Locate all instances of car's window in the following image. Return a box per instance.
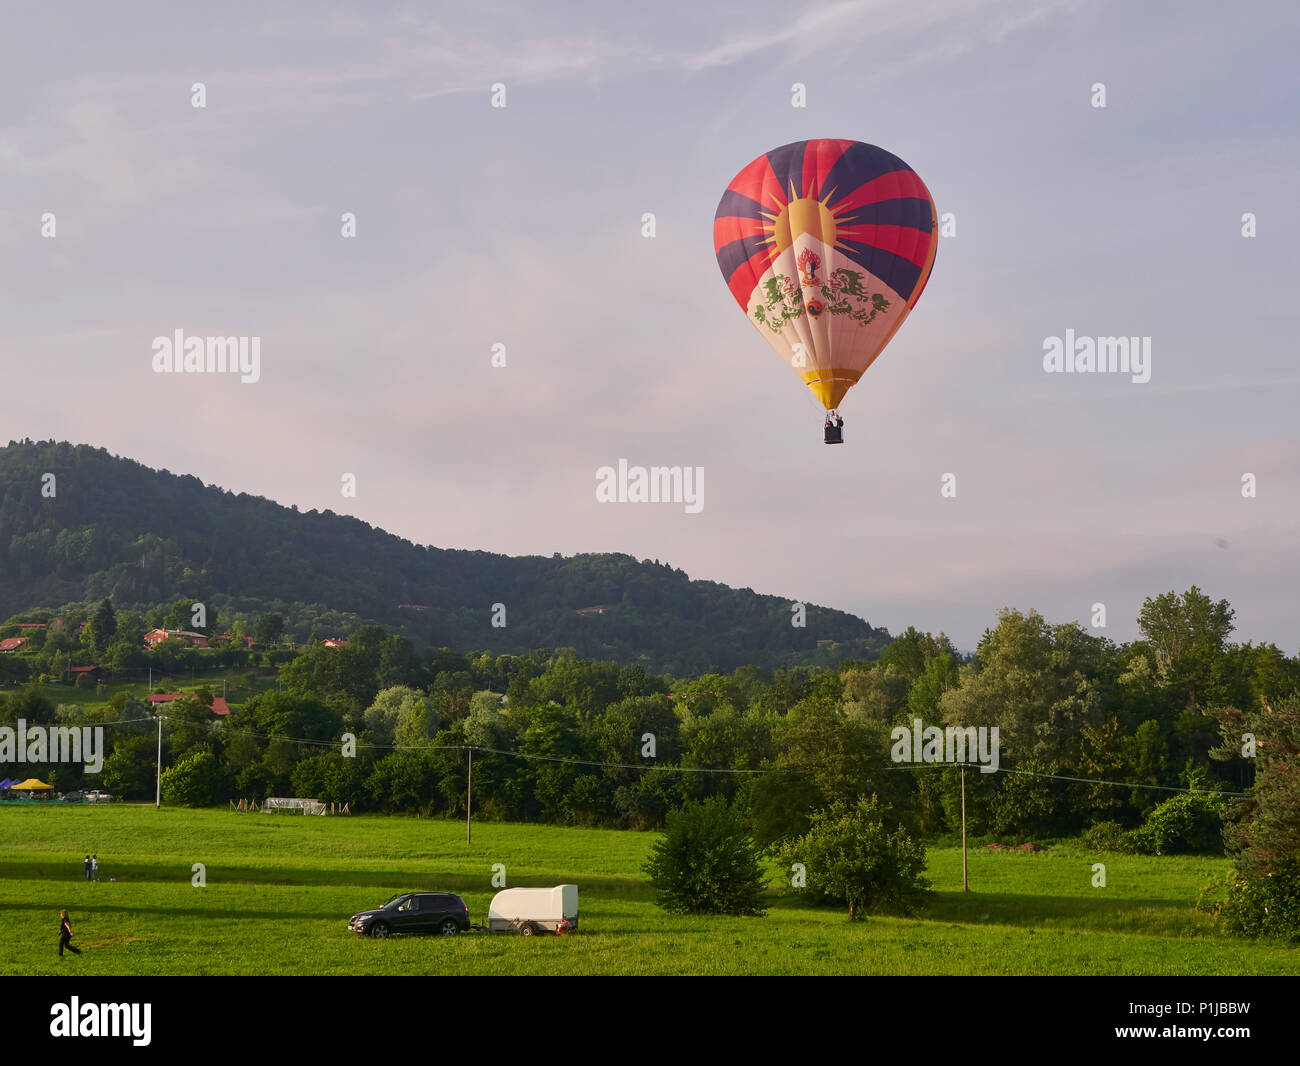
[415,897,431,911]
[395,897,414,911]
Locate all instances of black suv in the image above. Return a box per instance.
[349,893,470,938]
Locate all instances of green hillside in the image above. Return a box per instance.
[0,440,889,674]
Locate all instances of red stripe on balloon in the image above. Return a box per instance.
[801,139,854,199]
[827,169,932,212]
[726,248,777,309]
[713,214,771,254]
[835,224,933,268]
[727,153,789,213]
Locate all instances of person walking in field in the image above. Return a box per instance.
[83,855,91,880]
[59,909,81,957]
[91,854,99,881]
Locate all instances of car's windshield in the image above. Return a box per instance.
[384,895,407,908]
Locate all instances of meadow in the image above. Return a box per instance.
[2,806,1296,976]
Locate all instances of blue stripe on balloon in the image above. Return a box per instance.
[765,141,808,198]
[819,142,910,203]
[715,234,773,281]
[836,239,924,302]
[834,198,934,229]
[714,188,771,223]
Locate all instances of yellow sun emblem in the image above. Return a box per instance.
[763,191,842,256]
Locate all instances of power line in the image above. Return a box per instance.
[889,760,1248,797]
[71,718,1253,793]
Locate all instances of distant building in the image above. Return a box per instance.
[144,629,209,649]
[148,692,227,717]
[16,623,46,630]
[322,638,348,648]
[216,632,255,647]
[69,665,105,682]
[0,637,28,652]
[398,604,430,611]
[576,607,606,616]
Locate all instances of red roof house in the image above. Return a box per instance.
[144,629,209,648]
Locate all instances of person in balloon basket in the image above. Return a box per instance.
[824,412,844,444]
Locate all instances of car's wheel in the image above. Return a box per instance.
[439,919,459,936]
[370,922,390,939]
[520,923,536,937]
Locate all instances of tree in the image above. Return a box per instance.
[253,613,284,647]
[1137,587,1236,712]
[365,749,440,813]
[164,598,200,633]
[1129,790,1226,856]
[291,752,368,806]
[777,795,930,918]
[101,735,156,800]
[1125,719,1170,814]
[88,598,116,657]
[364,686,436,747]
[747,696,905,846]
[160,751,228,807]
[876,627,958,686]
[1212,696,1300,940]
[938,609,1106,781]
[1213,696,1300,878]
[643,797,768,916]
[841,666,908,722]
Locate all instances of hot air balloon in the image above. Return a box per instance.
[714,139,938,443]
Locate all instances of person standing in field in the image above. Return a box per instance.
[91,854,99,881]
[83,855,91,880]
[59,909,81,957]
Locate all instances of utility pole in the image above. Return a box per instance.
[961,764,968,892]
[155,713,163,809]
[466,748,473,844]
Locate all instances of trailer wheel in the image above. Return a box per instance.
[519,923,536,937]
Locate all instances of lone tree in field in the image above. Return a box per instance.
[778,795,930,919]
[643,797,768,916]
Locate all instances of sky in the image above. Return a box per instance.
[2,0,1297,652]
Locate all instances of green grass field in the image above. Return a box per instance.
[2,806,1296,975]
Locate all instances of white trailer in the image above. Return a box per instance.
[487,885,578,935]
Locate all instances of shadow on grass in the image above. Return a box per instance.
[0,859,650,897]
[925,889,1198,928]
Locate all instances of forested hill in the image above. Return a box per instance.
[0,441,890,674]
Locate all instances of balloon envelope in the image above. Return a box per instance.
[714,139,937,410]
